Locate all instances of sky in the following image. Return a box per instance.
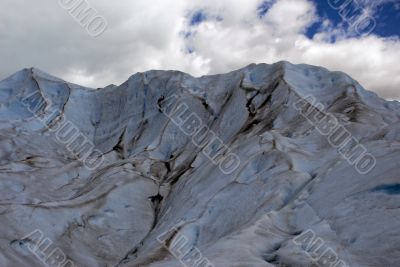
[0,0,399,99]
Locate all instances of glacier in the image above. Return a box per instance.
[0,61,399,267]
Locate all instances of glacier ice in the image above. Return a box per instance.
[0,62,399,266]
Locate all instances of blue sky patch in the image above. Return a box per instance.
[310,0,400,38]
[305,20,323,39]
[190,10,207,26]
[186,47,195,54]
[257,1,275,18]
[373,2,400,37]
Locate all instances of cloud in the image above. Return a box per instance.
[357,0,399,14]
[0,0,398,99]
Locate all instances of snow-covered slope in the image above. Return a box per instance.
[0,62,399,267]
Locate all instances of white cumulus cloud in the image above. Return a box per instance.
[0,0,399,99]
